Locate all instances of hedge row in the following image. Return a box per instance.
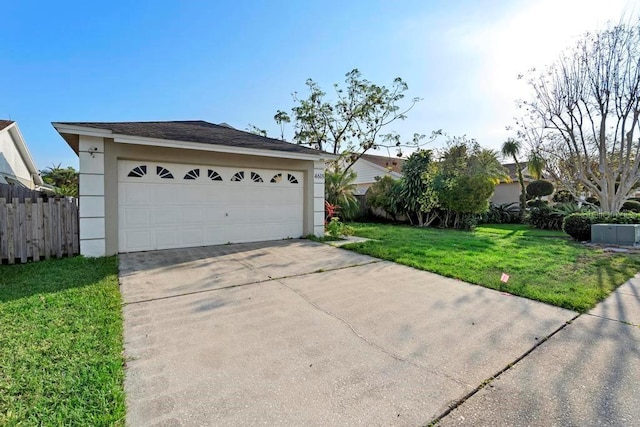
[563,212,640,241]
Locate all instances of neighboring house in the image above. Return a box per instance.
[491,162,532,207]
[52,120,334,257]
[351,153,405,195]
[0,120,44,189]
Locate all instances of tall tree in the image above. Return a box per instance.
[520,18,640,213]
[400,150,433,226]
[278,69,440,172]
[433,138,508,228]
[501,138,526,216]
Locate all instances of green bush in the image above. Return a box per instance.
[553,190,574,203]
[526,199,548,208]
[527,180,554,198]
[622,200,640,213]
[326,217,354,238]
[563,212,640,241]
[479,202,521,224]
[585,196,600,206]
[528,206,564,230]
[563,214,595,241]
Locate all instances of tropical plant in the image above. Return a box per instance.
[501,138,525,216]
[431,138,508,228]
[400,150,433,226]
[40,164,78,197]
[527,206,564,230]
[324,169,359,220]
[527,151,545,180]
[481,202,521,224]
[366,175,403,220]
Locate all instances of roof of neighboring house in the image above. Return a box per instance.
[0,120,44,186]
[359,153,406,174]
[502,162,530,181]
[0,120,15,131]
[53,120,328,156]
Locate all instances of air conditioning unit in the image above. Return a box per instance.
[591,224,640,246]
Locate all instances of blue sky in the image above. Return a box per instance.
[1,0,635,170]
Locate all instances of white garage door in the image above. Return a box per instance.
[118,160,304,252]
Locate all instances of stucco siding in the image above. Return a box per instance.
[0,128,34,188]
[492,182,522,206]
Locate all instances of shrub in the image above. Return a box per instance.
[563,212,640,241]
[326,217,354,238]
[552,190,574,203]
[585,196,600,206]
[526,199,548,208]
[621,200,640,213]
[480,202,521,224]
[526,180,554,198]
[563,214,595,241]
[366,175,403,219]
[528,206,564,230]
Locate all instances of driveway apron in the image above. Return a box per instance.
[119,240,575,426]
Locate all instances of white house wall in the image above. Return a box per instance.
[352,159,397,185]
[0,128,34,188]
[492,182,521,206]
[78,135,106,257]
[351,159,400,195]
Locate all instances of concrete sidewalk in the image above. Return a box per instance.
[439,275,640,426]
[119,240,576,426]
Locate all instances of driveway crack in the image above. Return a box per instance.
[275,278,469,388]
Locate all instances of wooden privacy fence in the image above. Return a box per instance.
[0,198,79,264]
[0,182,47,202]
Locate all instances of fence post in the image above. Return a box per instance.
[0,199,6,261]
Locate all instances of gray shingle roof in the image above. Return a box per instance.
[55,120,325,156]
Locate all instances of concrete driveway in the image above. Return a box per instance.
[119,240,576,426]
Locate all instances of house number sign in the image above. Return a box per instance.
[314,172,325,182]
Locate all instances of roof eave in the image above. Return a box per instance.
[52,123,336,162]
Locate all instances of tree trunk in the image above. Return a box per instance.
[513,157,526,219]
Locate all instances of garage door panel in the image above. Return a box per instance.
[156,229,179,249]
[121,207,152,227]
[118,161,305,252]
[122,230,153,252]
[180,228,204,246]
[155,208,180,226]
[181,207,203,224]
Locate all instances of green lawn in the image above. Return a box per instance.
[344,223,640,312]
[0,257,125,426]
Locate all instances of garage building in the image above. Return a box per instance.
[53,121,330,256]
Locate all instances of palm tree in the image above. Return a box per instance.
[501,139,526,216]
[41,164,79,197]
[527,151,545,180]
[325,169,359,220]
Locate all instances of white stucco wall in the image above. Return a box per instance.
[491,182,522,206]
[351,159,399,195]
[0,128,34,188]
